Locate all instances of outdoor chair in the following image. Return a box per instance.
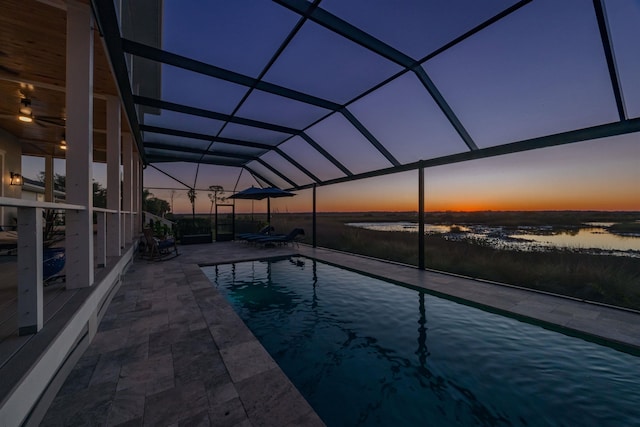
[238,225,274,242]
[142,228,179,261]
[254,228,305,247]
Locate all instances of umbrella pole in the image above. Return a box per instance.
[267,197,271,225]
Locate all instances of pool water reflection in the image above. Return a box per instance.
[203,257,640,427]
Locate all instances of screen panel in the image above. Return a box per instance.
[258,151,316,187]
[306,113,393,175]
[322,0,518,60]
[162,0,300,77]
[603,0,640,118]
[264,21,401,104]
[236,89,330,129]
[245,160,293,189]
[423,0,619,148]
[142,110,225,136]
[159,64,248,115]
[278,136,347,182]
[348,73,469,164]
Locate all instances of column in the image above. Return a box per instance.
[122,134,133,244]
[65,1,94,288]
[106,96,121,257]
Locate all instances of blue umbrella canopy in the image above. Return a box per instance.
[229,187,295,224]
[228,186,295,200]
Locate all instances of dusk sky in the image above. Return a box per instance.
[22,0,640,214]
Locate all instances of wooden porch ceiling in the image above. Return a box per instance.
[0,0,131,162]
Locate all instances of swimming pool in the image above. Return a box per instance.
[202,256,640,426]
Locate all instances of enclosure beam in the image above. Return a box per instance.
[291,117,640,191]
[90,0,145,160]
[274,148,321,183]
[256,159,298,188]
[134,96,299,135]
[593,0,627,121]
[123,39,341,111]
[299,133,353,177]
[312,184,317,248]
[341,109,400,166]
[418,167,425,270]
[275,0,478,151]
[140,124,274,150]
[244,167,277,189]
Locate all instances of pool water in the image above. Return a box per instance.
[202,257,640,427]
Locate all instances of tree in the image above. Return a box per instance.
[37,172,105,207]
[93,181,107,208]
[142,189,171,217]
[37,171,66,192]
[187,188,197,223]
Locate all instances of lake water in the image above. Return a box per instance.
[346,222,640,257]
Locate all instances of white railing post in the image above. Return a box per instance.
[17,207,43,335]
[95,211,107,268]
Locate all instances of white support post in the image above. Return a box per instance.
[18,207,43,335]
[122,134,133,244]
[95,211,106,268]
[133,155,139,236]
[133,152,144,234]
[106,96,121,257]
[65,2,94,288]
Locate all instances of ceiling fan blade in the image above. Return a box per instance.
[0,64,20,76]
[35,116,66,127]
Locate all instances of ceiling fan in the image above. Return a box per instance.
[0,97,66,128]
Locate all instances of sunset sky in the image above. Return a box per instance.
[21,0,640,214]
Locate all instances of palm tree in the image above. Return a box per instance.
[187,188,196,223]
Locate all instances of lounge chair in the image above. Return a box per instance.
[142,228,179,260]
[253,228,305,247]
[238,225,274,241]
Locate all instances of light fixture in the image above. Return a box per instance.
[10,172,22,186]
[18,99,33,123]
[60,134,67,150]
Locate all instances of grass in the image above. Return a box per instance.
[269,212,640,312]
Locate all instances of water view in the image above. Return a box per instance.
[347,221,640,257]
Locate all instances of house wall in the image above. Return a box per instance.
[0,127,22,228]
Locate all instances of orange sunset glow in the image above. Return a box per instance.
[154,134,639,214]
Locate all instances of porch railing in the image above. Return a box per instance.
[0,197,138,335]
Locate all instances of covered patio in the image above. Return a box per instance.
[40,242,640,425]
[1,0,639,425]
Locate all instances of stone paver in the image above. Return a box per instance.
[42,241,640,426]
[42,242,323,427]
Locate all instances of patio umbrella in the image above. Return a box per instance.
[229,186,295,224]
